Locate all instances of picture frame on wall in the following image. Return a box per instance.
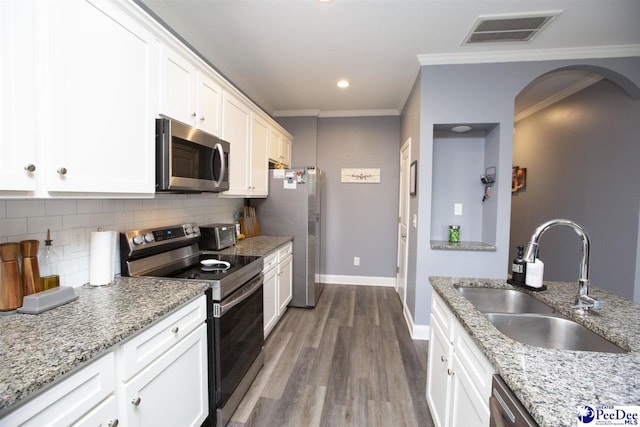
[410,160,417,196]
[512,166,527,193]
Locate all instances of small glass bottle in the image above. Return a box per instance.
[40,229,60,290]
[448,225,460,243]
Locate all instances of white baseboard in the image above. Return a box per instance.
[317,274,395,287]
[403,303,430,341]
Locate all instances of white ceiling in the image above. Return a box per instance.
[138,0,640,117]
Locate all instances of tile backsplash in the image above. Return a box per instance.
[0,195,244,287]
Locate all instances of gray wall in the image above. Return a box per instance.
[401,56,640,325]
[276,115,401,279]
[510,79,640,300]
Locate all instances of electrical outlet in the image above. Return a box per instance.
[68,228,86,253]
[454,203,463,216]
[353,257,360,266]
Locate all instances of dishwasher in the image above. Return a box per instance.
[489,375,539,427]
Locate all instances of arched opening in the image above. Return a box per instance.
[509,66,640,301]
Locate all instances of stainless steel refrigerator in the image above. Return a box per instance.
[253,167,323,308]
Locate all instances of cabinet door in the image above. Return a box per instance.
[278,254,293,314]
[122,324,208,427]
[195,71,222,136]
[0,354,116,427]
[159,44,196,127]
[44,0,156,194]
[263,266,279,337]
[0,0,38,192]
[71,395,118,427]
[449,352,488,427]
[268,128,282,164]
[426,316,451,427]
[221,91,251,195]
[250,114,269,197]
[281,135,292,168]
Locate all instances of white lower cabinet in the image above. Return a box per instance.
[263,242,293,337]
[0,296,208,427]
[120,324,208,427]
[0,354,117,427]
[427,292,495,427]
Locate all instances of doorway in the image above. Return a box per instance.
[397,138,411,306]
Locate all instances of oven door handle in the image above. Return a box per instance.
[214,273,263,318]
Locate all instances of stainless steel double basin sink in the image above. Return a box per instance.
[456,287,626,353]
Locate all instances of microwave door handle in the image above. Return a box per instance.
[213,143,225,188]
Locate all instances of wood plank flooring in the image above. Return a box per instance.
[228,284,434,427]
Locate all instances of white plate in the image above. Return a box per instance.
[200,259,231,269]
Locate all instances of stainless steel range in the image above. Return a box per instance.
[120,223,264,427]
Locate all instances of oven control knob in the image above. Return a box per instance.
[193,226,200,235]
[185,225,193,235]
[144,233,154,243]
[132,235,144,245]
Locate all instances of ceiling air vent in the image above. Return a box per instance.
[463,11,561,44]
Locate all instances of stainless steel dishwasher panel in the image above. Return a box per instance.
[489,375,539,427]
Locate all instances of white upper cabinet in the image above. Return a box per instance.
[221,91,251,196]
[159,44,222,137]
[250,113,270,197]
[0,0,38,192]
[268,128,291,168]
[43,0,157,195]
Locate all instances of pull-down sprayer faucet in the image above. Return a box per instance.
[523,219,602,312]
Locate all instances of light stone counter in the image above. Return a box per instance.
[212,235,293,257]
[430,277,640,427]
[0,277,209,416]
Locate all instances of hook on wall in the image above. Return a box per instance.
[481,166,496,202]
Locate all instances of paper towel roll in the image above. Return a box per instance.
[89,230,117,286]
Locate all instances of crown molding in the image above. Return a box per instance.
[417,44,640,66]
[273,109,400,118]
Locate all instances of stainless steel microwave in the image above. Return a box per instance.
[156,118,230,192]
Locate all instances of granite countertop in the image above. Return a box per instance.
[429,277,640,427]
[213,235,293,257]
[0,277,209,416]
[430,240,497,251]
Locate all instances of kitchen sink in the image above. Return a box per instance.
[457,287,556,314]
[485,313,626,353]
[456,287,626,353]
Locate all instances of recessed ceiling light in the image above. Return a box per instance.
[451,125,472,133]
[337,79,350,89]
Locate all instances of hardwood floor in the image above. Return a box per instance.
[228,284,434,427]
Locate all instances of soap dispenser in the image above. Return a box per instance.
[511,245,527,285]
[525,257,545,289]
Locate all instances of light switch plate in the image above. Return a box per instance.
[454,203,463,216]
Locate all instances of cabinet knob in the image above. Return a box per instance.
[447,368,454,376]
[108,420,119,427]
[191,112,196,117]
[440,355,447,363]
[172,327,179,334]
[199,116,205,121]
[24,164,36,172]
[131,397,141,406]
[57,167,68,175]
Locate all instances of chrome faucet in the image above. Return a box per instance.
[523,219,603,312]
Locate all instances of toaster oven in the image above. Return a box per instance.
[200,224,237,250]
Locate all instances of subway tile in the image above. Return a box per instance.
[0,218,29,238]
[63,214,92,229]
[124,200,143,211]
[77,200,103,214]
[6,200,46,218]
[0,201,6,219]
[27,216,63,234]
[90,213,115,228]
[45,200,77,216]
[102,200,125,212]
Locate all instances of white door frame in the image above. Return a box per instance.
[396,138,411,307]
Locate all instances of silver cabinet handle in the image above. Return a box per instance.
[24,164,36,172]
[57,167,68,175]
[447,368,454,376]
[131,397,141,406]
[108,420,119,427]
[440,355,447,362]
[172,327,179,334]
